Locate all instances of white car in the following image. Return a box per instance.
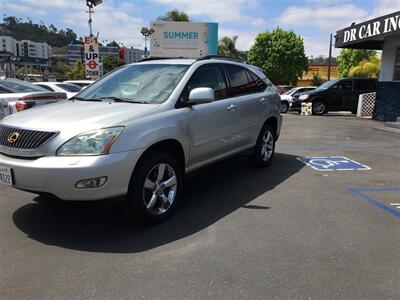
[33,82,82,99]
[63,80,94,88]
[0,79,67,119]
[280,86,317,113]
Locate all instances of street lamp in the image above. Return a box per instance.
[86,0,102,36]
[141,27,155,58]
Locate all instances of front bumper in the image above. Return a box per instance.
[0,150,142,201]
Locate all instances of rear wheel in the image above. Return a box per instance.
[281,101,289,113]
[250,124,275,168]
[312,101,327,115]
[126,151,183,224]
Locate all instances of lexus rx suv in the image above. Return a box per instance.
[0,57,282,224]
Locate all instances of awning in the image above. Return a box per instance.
[335,10,400,50]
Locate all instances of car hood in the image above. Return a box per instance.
[1,100,160,133]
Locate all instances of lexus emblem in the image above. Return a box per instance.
[7,132,20,144]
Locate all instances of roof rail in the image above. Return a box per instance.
[139,56,187,62]
[196,55,247,64]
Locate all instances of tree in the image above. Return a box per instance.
[337,49,377,78]
[67,60,86,80]
[218,36,247,60]
[102,55,126,75]
[310,73,325,86]
[50,60,70,80]
[158,10,190,22]
[349,56,381,78]
[248,28,308,85]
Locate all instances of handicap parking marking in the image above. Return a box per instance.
[349,188,400,219]
[297,156,371,171]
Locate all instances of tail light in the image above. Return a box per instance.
[15,101,36,112]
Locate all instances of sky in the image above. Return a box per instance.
[0,0,400,57]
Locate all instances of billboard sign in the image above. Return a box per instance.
[84,36,100,79]
[150,21,218,58]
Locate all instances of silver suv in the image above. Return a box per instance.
[0,57,282,223]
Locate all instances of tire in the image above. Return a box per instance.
[249,124,275,168]
[281,101,289,113]
[312,101,327,115]
[126,151,183,224]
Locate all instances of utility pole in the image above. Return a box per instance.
[328,33,333,81]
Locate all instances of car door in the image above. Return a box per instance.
[329,79,354,110]
[183,64,239,168]
[224,64,269,147]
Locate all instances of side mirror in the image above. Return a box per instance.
[188,87,215,104]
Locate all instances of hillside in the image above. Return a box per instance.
[0,16,78,47]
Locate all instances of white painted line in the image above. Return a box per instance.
[390,203,400,206]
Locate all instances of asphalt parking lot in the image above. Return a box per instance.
[1,113,399,299]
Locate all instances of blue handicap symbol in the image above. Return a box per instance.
[297,156,370,171]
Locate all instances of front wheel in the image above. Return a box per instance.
[126,151,183,224]
[249,124,275,168]
[312,101,327,115]
[281,101,289,113]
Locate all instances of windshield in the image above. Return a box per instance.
[317,79,340,90]
[284,88,297,95]
[0,80,47,93]
[77,64,189,104]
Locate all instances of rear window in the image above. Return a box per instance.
[226,64,266,96]
[56,83,81,93]
[0,80,47,93]
[36,84,55,92]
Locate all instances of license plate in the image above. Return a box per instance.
[0,167,13,186]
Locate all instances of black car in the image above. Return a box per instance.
[291,78,377,115]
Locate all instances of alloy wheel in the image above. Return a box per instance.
[261,130,274,161]
[143,163,177,215]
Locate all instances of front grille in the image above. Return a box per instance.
[0,125,57,150]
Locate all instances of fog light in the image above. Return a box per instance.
[75,177,107,189]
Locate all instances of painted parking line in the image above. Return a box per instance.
[297,156,370,171]
[349,188,400,219]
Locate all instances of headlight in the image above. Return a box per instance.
[299,94,310,101]
[57,127,124,156]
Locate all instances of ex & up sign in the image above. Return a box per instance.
[84,36,99,79]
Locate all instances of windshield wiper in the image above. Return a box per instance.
[70,96,101,102]
[100,96,148,104]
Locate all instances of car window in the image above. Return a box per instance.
[333,80,353,91]
[56,83,82,93]
[78,64,189,104]
[354,80,376,91]
[0,80,47,93]
[246,70,267,93]
[36,84,55,92]
[226,65,251,96]
[0,85,11,93]
[186,65,227,101]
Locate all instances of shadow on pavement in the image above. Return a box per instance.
[12,153,303,253]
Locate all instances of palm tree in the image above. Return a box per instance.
[218,36,247,60]
[158,10,190,22]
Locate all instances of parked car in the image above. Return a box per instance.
[292,78,377,115]
[33,82,81,99]
[64,80,94,88]
[0,57,282,224]
[278,85,295,95]
[0,79,67,119]
[280,86,317,113]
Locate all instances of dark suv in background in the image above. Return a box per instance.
[292,78,377,115]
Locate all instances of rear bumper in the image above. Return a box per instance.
[0,150,142,201]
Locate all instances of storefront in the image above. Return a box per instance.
[335,10,400,122]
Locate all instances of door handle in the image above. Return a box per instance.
[260,98,267,104]
[227,104,237,111]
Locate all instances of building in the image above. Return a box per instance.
[335,10,400,122]
[67,42,119,65]
[0,36,52,63]
[119,47,144,63]
[298,64,339,86]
